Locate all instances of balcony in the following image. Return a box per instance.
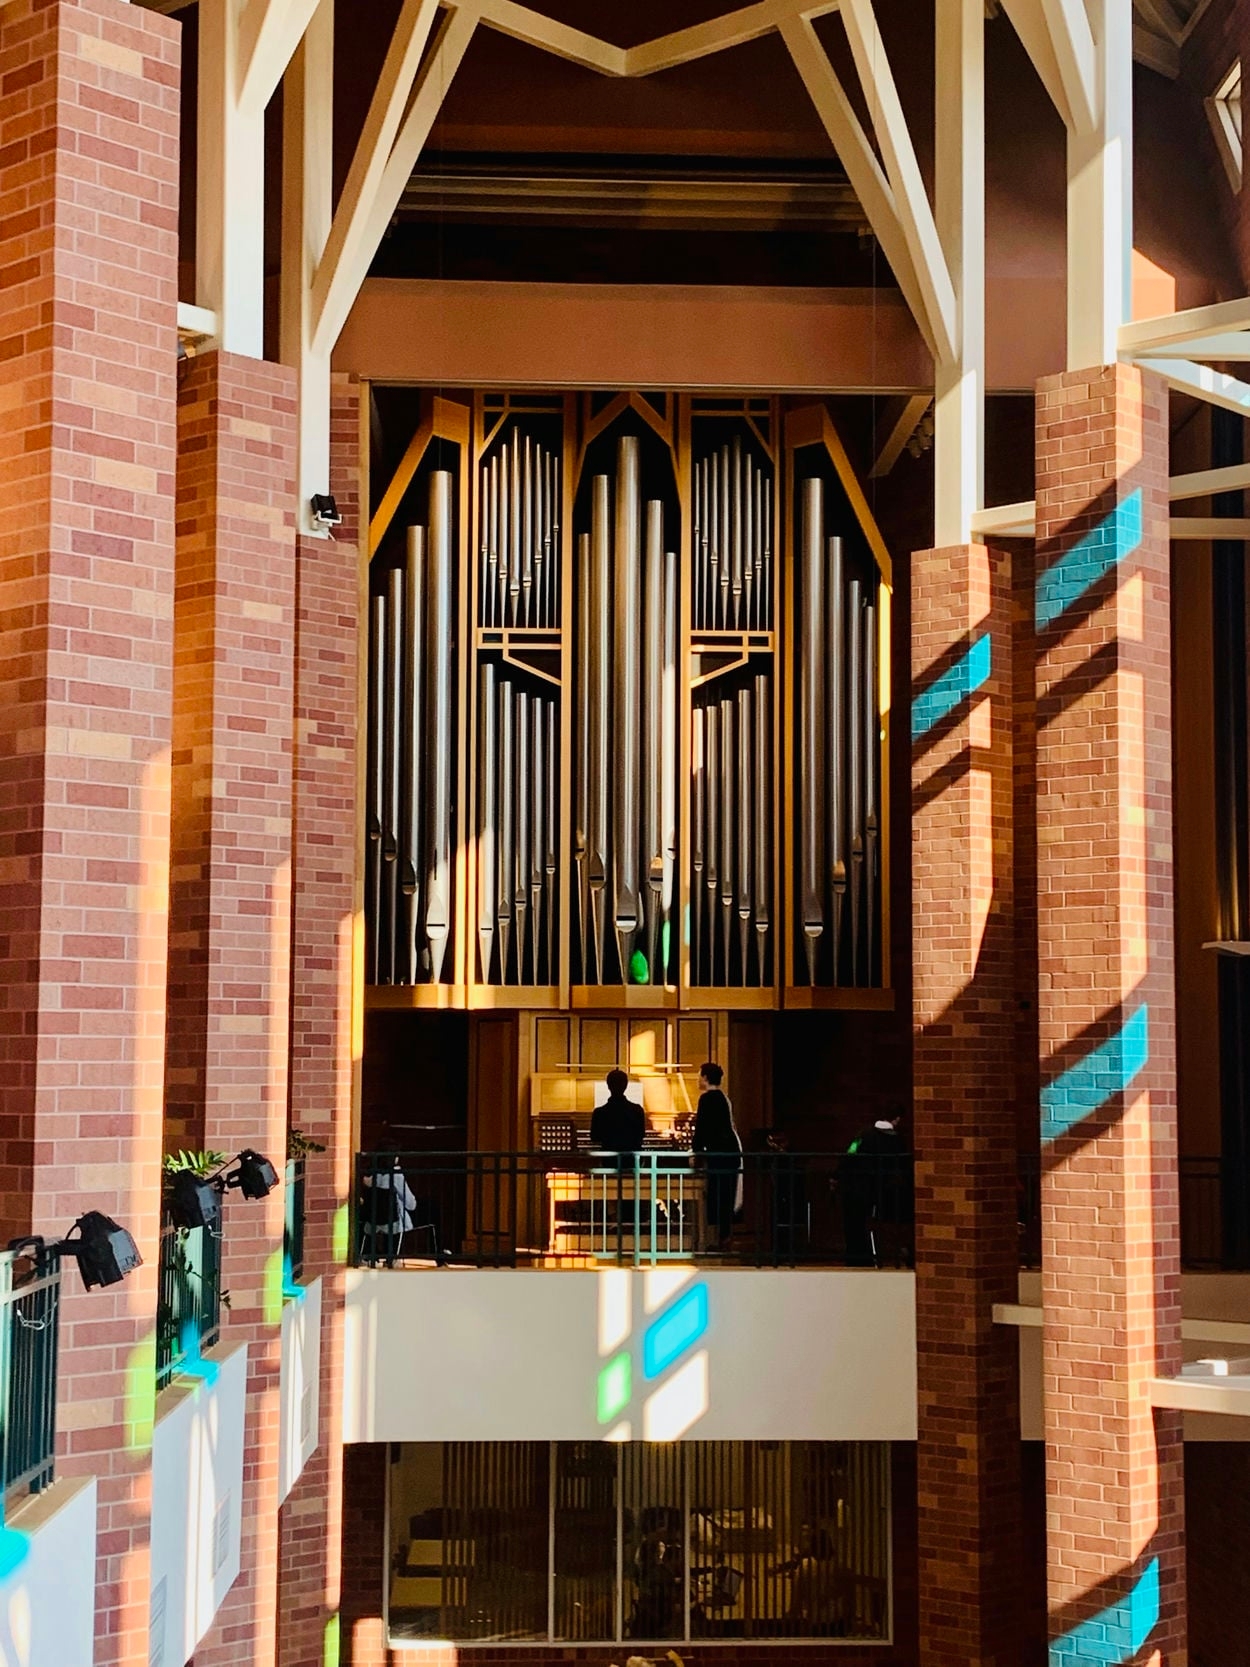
[354,1149,913,1271]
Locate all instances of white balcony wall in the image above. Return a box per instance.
[343,1268,917,1444]
[279,1276,322,1501]
[0,1475,96,1667]
[150,1341,247,1667]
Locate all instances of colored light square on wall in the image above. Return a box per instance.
[642,1282,708,1381]
[597,1352,631,1424]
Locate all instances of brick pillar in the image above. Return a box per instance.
[1035,364,1185,1662]
[171,352,298,1667]
[0,2,179,1662]
[911,543,1021,1664]
[277,376,362,1667]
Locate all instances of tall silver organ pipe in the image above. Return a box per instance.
[544,697,557,981]
[401,527,426,983]
[661,546,677,978]
[530,692,545,983]
[692,705,705,983]
[719,694,733,975]
[383,565,403,983]
[497,676,514,981]
[515,686,530,980]
[424,472,454,984]
[367,592,385,985]
[643,504,664,980]
[612,437,642,980]
[587,475,611,981]
[574,531,590,967]
[799,477,825,983]
[827,535,847,983]
[704,703,719,981]
[863,598,879,984]
[753,671,770,983]
[736,684,752,978]
[477,660,497,980]
[847,575,864,981]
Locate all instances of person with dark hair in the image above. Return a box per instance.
[837,1107,908,1267]
[693,1062,742,1248]
[590,1067,646,1152]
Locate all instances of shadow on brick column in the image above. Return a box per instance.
[173,351,298,1667]
[912,542,1022,1666]
[277,376,362,1667]
[1034,364,1185,1665]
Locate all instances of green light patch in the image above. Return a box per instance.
[597,1351,631,1424]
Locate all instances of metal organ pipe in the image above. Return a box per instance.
[705,703,719,981]
[497,676,514,981]
[753,671,770,984]
[402,526,426,984]
[863,597,879,985]
[643,502,664,981]
[544,696,557,982]
[847,575,864,982]
[719,694,733,978]
[367,592,385,985]
[575,531,590,974]
[530,692,544,983]
[424,471,454,984]
[827,535,847,983]
[477,660,497,981]
[692,706,705,984]
[515,686,530,979]
[799,477,825,984]
[613,437,642,981]
[383,564,403,983]
[661,546,677,983]
[736,684,752,982]
[588,474,610,982]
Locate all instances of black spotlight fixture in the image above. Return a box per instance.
[224,1149,279,1201]
[167,1169,222,1232]
[62,1211,143,1290]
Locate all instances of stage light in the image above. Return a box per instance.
[167,1171,222,1231]
[63,1211,142,1290]
[223,1149,279,1200]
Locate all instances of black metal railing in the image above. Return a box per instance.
[156,1219,221,1387]
[1017,1153,1243,1271]
[355,1150,914,1270]
[284,1157,306,1289]
[0,1245,61,1511]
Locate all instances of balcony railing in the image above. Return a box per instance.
[0,1244,62,1512]
[284,1157,306,1288]
[156,1219,221,1388]
[355,1150,914,1270]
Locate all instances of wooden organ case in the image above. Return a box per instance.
[364,389,893,1023]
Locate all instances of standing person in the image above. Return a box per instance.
[837,1108,906,1267]
[590,1067,646,1153]
[693,1062,743,1248]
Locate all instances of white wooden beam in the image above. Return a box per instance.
[309,0,446,358]
[1040,0,1098,134]
[1139,357,1250,417]
[1001,0,1077,128]
[326,5,480,357]
[1133,332,1250,361]
[779,14,940,361]
[177,301,220,342]
[1066,0,1132,368]
[1132,19,1179,77]
[627,0,836,76]
[478,0,626,74]
[869,395,932,479]
[197,0,266,356]
[281,0,334,536]
[839,0,958,365]
[1170,518,1250,540]
[1169,463,1250,501]
[238,0,323,115]
[1120,297,1250,355]
[933,0,984,545]
[971,500,1036,538]
[1133,0,1185,42]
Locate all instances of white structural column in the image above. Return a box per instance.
[933,0,984,547]
[282,0,335,533]
[1065,0,1130,367]
[198,0,265,356]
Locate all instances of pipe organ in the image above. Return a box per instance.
[366,391,892,1014]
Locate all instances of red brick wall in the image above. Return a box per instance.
[277,376,363,1667]
[1034,364,1184,1661]
[910,543,1021,1665]
[171,350,298,1667]
[341,1443,920,1667]
[0,2,179,1662]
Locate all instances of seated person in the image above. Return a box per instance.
[589,1068,646,1153]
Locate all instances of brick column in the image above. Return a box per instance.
[0,2,179,1663]
[1035,364,1185,1663]
[278,376,362,1667]
[911,543,1021,1665]
[170,352,298,1667]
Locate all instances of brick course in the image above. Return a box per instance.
[277,375,363,1667]
[0,1,180,1662]
[170,349,298,1667]
[911,542,1021,1665]
[1034,364,1185,1662]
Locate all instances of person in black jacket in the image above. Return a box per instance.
[693,1062,742,1247]
[838,1109,907,1267]
[590,1068,646,1153]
